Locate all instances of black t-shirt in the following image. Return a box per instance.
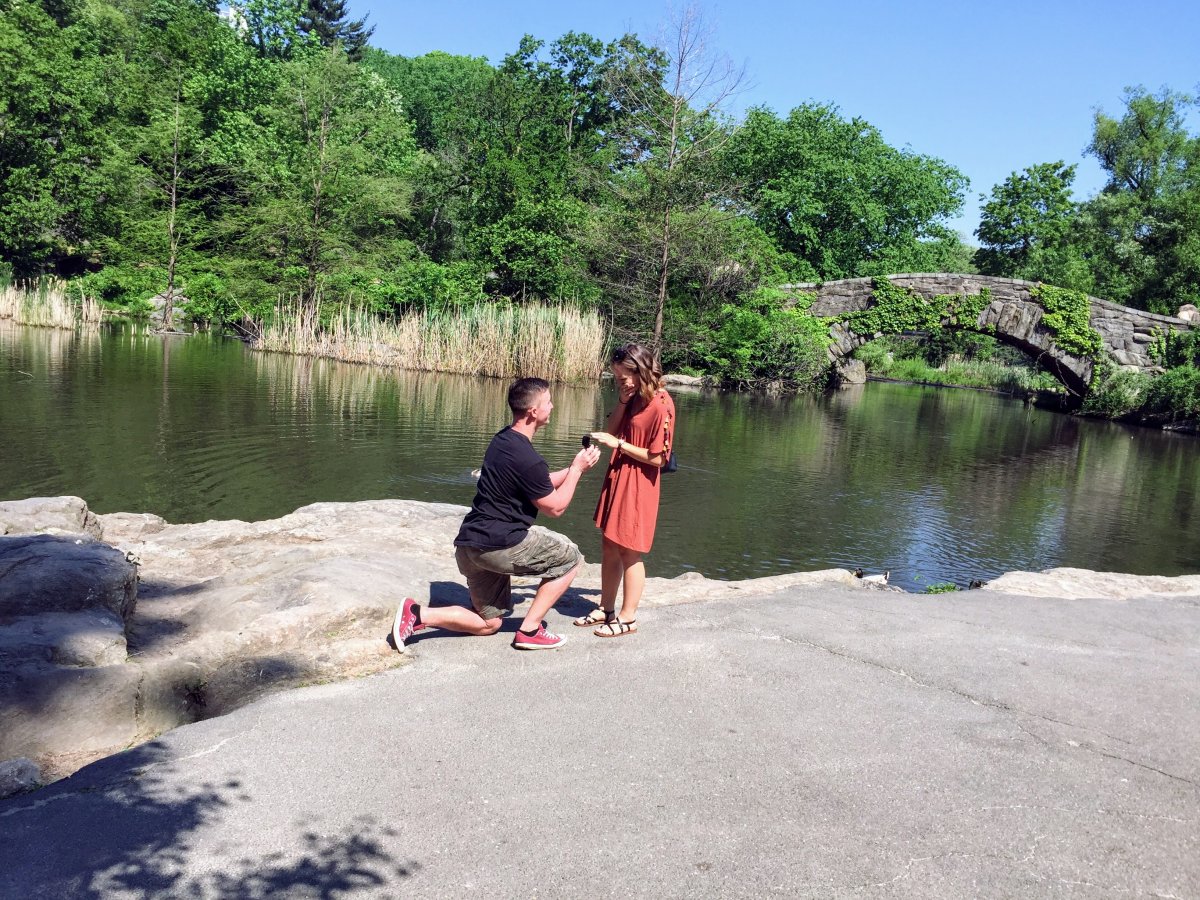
[454,426,554,549]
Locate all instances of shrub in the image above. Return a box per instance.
[853,340,894,374]
[1152,328,1200,369]
[1142,365,1200,420]
[1082,365,1149,418]
[181,273,239,326]
[70,264,166,310]
[700,288,831,391]
[924,582,959,594]
[386,259,488,313]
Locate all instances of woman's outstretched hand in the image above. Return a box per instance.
[588,431,621,450]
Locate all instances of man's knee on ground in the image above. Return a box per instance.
[479,617,503,635]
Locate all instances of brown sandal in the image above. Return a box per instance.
[593,617,637,638]
[573,608,614,627]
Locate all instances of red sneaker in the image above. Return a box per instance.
[391,598,425,649]
[511,621,567,650]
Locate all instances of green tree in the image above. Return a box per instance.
[0,0,139,276]
[234,48,417,306]
[974,161,1079,279]
[1081,87,1200,311]
[129,88,204,327]
[230,0,310,59]
[110,0,256,323]
[364,50,493,262]
[727,103,968,281]
[462,33,646,300]
[368,34,653,302]
[365,50,493,153]
[975,161,1077,272]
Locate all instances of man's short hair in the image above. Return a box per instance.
[508,377,550,415]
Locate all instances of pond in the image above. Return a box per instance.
[2,320,1197,592]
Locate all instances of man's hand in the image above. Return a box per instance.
[588,431,620,450]
[538,446,601,517]
[572,446,602,471]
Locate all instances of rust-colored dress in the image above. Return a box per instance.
[594,388,675,553]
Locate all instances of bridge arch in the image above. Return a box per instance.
[781,274,1194,397]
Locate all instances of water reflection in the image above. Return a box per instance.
[1,320,1197,591]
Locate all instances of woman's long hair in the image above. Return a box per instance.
[612,343,664,403]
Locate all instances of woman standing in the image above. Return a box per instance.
[578,343,675,637]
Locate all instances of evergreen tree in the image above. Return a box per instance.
[298,0,373,61]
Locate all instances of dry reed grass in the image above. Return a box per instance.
[253,301,608,382]
[250,348,602,429]
[0,278,103,329]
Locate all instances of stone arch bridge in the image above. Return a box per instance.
[782,274,1195,396]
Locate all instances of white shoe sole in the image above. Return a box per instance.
[512,636,568,650]
[392,603,412,650]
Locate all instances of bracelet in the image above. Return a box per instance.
[617,439,625,452]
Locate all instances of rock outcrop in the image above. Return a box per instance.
[0,523,141,790]
[986,567,1200,600]
[0,496,101,538]
[0,496,858,788]
[3,495,1197,794]
[0,758,41,797]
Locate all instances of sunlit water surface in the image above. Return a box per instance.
[2,321,1197,592]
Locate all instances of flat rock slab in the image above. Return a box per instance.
[2,582,1196,898]
[989,566,1200,599]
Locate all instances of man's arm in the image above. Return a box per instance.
[534,447,600,517]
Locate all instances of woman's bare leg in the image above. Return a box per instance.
[599,536,623,614]
[617,544,645,623]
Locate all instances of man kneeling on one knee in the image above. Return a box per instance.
[392,377,601,650]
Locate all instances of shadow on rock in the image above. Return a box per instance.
[125,579,208,654]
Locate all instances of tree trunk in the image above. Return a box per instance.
[162,96,182,332]
[654,204,671,354]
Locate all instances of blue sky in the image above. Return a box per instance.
[361,0,1199,242]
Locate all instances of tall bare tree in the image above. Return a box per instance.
[132,76,206,332]
[603,5,746,353]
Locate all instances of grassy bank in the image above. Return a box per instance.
[875,356,1061,393]
[853,336,1061,395]
[0,279,102,329]
[252,301,609,382]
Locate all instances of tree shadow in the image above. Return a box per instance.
[126,578,209,654]
[203,820,420,899]
[0,741,418,898]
